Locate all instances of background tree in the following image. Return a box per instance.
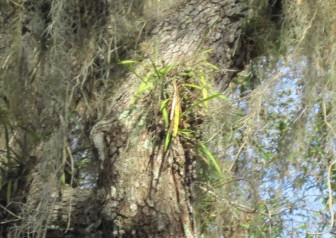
[1,0,336,237]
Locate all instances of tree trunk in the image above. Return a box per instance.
[0,0,247,237]
[89,1,247,237]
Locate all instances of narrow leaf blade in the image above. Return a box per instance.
[164,132,172,151]
[199,142,223,176]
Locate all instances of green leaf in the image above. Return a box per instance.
[118,59,140,76]
[185,93,228,113]
[199,154,210,166]
[131,71,154,104]
[180,71,196,78]
[150,61,161,79]
[118,60,139,65]
[199,69,208,86]
[164,132,172,151]
[143,71,154,83]
[173,103,180,137]
[255,144,272,163]
[160,98,170,110]
[162,108,169,127]
[240,223,250,229]
[159,64,176,75]
[131,82,154,104]
[198,142,223,177]
[182,84,202,90]
[202,61,220,71]
[178,129,195,137]
[199,49,213,55]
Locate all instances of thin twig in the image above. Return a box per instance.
[229,140,247,172]
[0,204,22,220]
[8,0,23,8]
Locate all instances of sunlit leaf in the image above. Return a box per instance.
[162,108,169,127]
[202,62,220,71]
[182,83,202,90]
[172,80,181,137]
[199,70,208,86]
[159,64,176,75]
[118,60,139,65]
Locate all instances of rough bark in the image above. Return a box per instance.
[0,0,248,237]
[89,0,247,237]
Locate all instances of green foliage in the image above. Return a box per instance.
[198,142,223,177]
[121,51,226,177]
[1,0,336,236]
